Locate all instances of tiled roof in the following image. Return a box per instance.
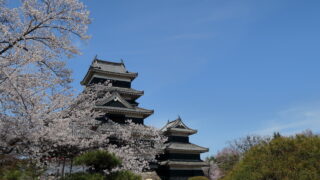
[103,86,144,97]
[81,57,138,85]
[94,105,154,118]
[92,59,127,74]
[159,160,208,167]
[161,117,197,135]
[166,142,209,153]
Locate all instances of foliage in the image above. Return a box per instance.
[188,176,209,180]
[0,155,43,180]
[214,148,240,174]
[205,148,239,180]
[65,150,141,180]
[74,150,121,173]
[107,170,142,180]
[222,134,320,180]
[2,170,23,180]
[205,135,270,180]
[61,172,105,180]
[229,135,270,154]
[62,171,141,180]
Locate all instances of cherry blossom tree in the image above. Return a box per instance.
[63,83,167,173]
[207,161,222,180]
[0,0,90,154]
[0,0,166,175]
[18,82,166,175]
[205,148,239,180]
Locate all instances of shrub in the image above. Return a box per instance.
[67,150,141,180]
[61,170,142,180]
[74,150,121,172]
[108,170,142,180]
[214,147,240,174]
[61,172,105,180]
[222,134,320,180]
[2,170,23,180]
[0,155,43,180]
[188,176,209,180]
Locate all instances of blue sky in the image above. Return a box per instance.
[8,0,320,156]
[70,0,320,156]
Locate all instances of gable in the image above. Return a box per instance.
[176,124,185,129]
[96,92,132,109]
[104,100,127,108]
[172,119,190,130]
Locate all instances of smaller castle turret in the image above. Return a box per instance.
[157,117,209,180]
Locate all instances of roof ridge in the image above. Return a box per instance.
[93,57,124,66]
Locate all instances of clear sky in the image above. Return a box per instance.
[9,0,320,156]
[72,0,320,156]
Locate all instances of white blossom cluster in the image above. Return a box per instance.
[0,0,90,155]
[66,83,167,173]
[0,0,166,173]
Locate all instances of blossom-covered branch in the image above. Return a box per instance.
[0,0,90,155]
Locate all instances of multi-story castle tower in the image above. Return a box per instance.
[157,117,209,180]
[81,58,209,180]
[81,57,153,124]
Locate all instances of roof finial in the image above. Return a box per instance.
[91,55,98,66]
[120,59,126,67]
[177,115,181,121]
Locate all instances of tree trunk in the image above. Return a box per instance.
[56,159,61,177]
[61,157,66,177]
[69,158,73,174]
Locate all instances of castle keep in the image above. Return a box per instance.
[81,58,208,180]
[81,58,153,124]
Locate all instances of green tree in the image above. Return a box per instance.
[0,155,43,180]
[74,150,121,173]
[222,134,320,180]
[61,172,105,180]
[214,148,240,175]
[64,150,141,180]
[188,176,209,180]
[108,170,142,180]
